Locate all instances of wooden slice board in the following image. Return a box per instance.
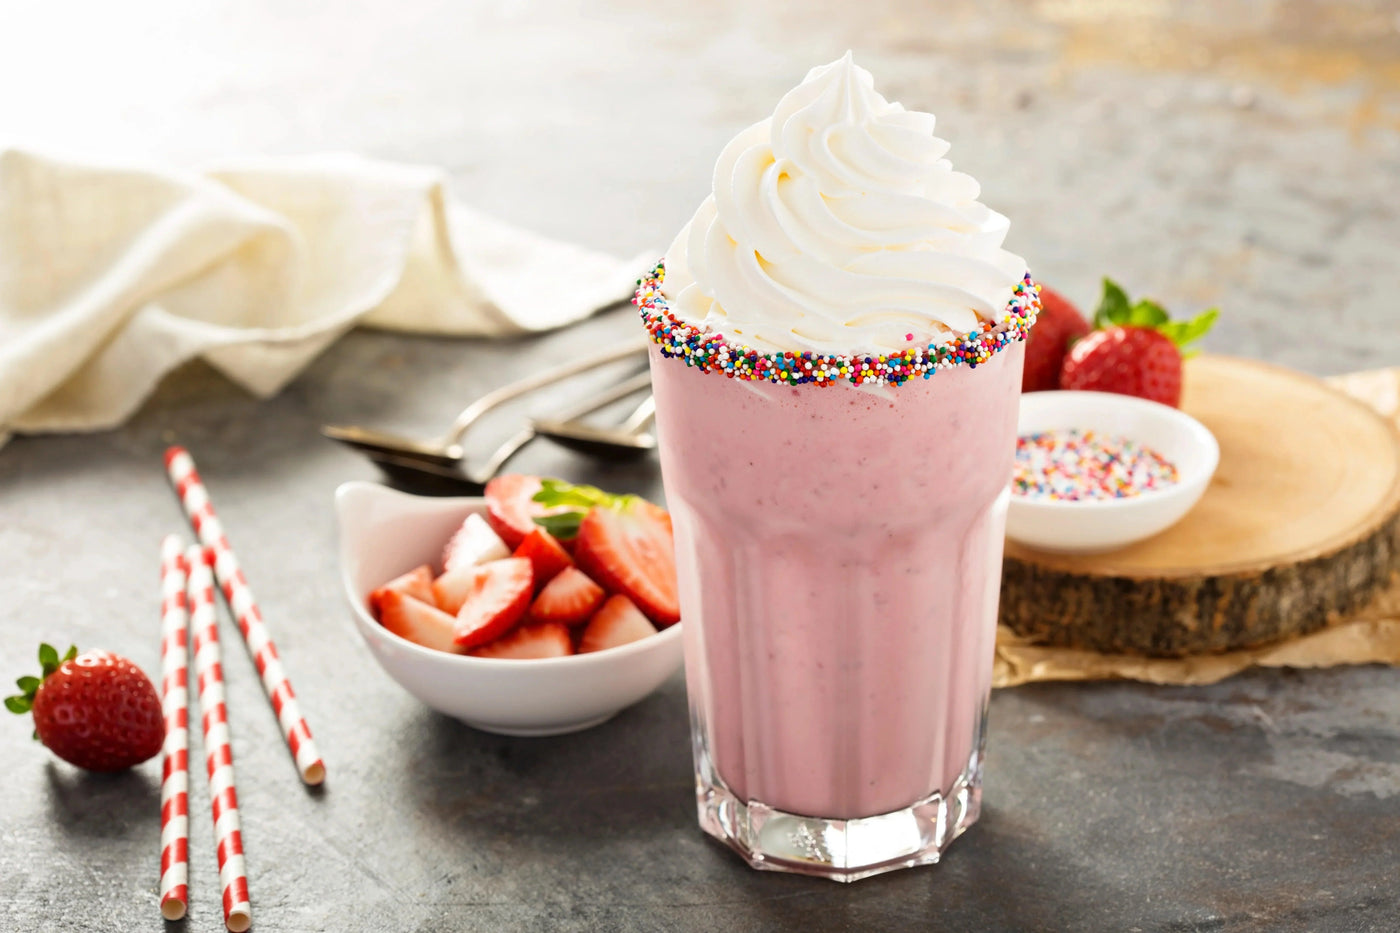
[1000,355,1400,657]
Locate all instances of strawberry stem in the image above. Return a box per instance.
[6,643,77,718]
[1093,278,1218,354]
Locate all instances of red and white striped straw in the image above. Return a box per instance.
[188,547,253,933]
[165,446,325,786]
[158,536,191,922]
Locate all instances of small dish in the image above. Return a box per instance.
[1006,391,1219,553]
[335,482,684,736]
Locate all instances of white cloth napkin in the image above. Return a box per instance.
[0,149,652,446]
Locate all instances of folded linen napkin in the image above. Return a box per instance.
[0,149,651,446]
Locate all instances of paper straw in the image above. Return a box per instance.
[158,536,191,922]
[165,446,325,786]
[188,547,252,933]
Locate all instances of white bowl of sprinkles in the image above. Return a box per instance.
[1007,391,1220,553]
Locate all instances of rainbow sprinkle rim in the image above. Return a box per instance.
[634,260,1041,387]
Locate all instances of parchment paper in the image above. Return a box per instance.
[992,367,1400,688]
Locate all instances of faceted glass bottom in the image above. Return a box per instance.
[691,705,986,883]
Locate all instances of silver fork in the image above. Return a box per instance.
[322,336,649,470]
[363,370,653,493]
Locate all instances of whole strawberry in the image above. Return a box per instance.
[6,644,164,771]
[1060,278,1218,407]
[1021,285,1090,392]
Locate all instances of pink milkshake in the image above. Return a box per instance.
[643,53,1039,881]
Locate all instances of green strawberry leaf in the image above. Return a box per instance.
[38,643,59,677]
[1091,278,1221,358]
[1159,308,1219,354]
[1093,278,1132,330]
[1128,300,1169,328]
[15,676,40,694]
[4,695,31,715]
[532,512,586,541]
[62,645,77,663]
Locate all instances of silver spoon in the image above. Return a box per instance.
[532,394,655,458]
[363,370,654,493]
[322,335,649,470]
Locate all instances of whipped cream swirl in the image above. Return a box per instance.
[661,52,1027,355]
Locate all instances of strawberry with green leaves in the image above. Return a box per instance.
[1059,278,1218,408]
[7,643,164,772]
[530,480,680,627]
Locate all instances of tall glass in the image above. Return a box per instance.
[648,337,1024,882]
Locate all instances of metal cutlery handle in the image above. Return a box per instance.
[439,336,649,447]
[470,370,653,480]
[619,395,655,435]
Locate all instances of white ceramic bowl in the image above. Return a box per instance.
[335,482,684,736]
[1006,391,1220,554]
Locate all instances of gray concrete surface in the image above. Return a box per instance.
[3,1,1400,931]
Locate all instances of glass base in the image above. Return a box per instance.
[693,720,985,883]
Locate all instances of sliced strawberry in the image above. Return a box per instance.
[469,622,573,660]
[578,594,658,653]
[513,527,574,589]
[368,564,434,620]
[442,513,510,573]
[433,564,480,615]
[574,499,679,627]
[528,566,605,627]
[484,475,564,549]
[452,557,534,649]
[378,590,461,654]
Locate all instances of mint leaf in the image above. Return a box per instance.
[533,512,585,540]
[5,695,31,715]
[1093,278,1131,329]
[1128,300,1169,328]
[531,479,618,511]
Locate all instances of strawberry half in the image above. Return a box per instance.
[1059,278,1218,408]
[452,557,534,649]
[443,513,510,573]
[578,595,658,654]
[369,564,435,619]
[528,566,605,627]
[513,528,574,589]
[6,644,164,772]
[378,590,461,653]
[1022,286,1090,392]
[469,622,573,659]
[574,498,679,627]
[485,475,566,549]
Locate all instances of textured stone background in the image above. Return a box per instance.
[2,1,1399,931]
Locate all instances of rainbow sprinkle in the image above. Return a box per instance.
[634,261,1041,387]
[1013,429,1180,501]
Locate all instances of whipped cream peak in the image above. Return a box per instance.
[662,52,1027,355]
